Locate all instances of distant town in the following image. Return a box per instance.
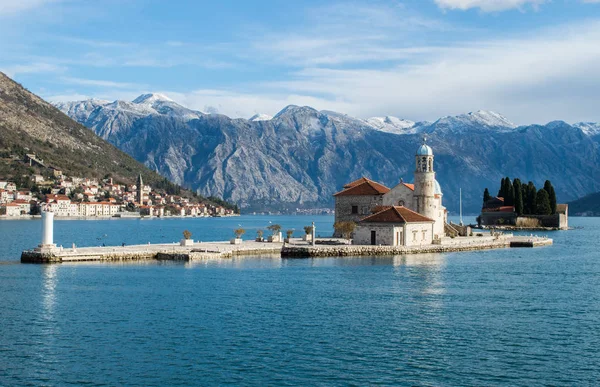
[0,153,237,219]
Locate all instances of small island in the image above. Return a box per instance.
[477,177,568,230]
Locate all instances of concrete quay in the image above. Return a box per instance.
[21,240,284,263]
[21,234,552,263]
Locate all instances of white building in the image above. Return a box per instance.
[354,206,435,247]
[0,189,13,204]
[2,203,23,216]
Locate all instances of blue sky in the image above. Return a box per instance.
[1,0,600,124]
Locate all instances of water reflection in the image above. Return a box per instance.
[394,253,446,268]
[185,254,283,269]
[391,253,447,312]
[42,264,58,319]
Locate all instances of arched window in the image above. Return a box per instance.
[398,200,405,206]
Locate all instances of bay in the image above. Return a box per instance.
[1,215,599,386]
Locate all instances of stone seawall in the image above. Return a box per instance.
[21,236,552,264]
[282,237,552,258]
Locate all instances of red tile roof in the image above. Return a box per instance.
[402,183,415,191]
[344,177,370,188]
[360,206,434,223]
[45,194,70,201]
[334,178,390,196]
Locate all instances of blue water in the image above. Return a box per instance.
[1,215,600,386]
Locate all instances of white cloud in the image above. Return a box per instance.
[0,0,59,17]
[60,76,145,89]
[434,0,546,12]
[1,62,65,77]
[146,20,600,125]
[25,1,600,125]
[437,0,600,11]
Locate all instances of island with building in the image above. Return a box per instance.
[1,153,237,219]
[21,139,553,263]
[478,177,568,230]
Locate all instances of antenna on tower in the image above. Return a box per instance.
[459,188,463,226]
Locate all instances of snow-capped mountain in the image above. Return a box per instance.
[249,113,273,122]
[56,96,600,212]
[366,116,420,134]
[54,93,204,139]
[574,122,600,137]
[427,110,517,134]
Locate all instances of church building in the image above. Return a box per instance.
[333,139,447,243]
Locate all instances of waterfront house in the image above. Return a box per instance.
[2,203,23,216]
[0,189,13,204]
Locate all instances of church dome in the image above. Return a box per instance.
[416,144,433,156]
[434,179,443,196]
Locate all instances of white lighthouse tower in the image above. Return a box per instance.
[37,205,56,253]
[414,137,444,238]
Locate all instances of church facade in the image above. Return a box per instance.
[333,139,447,242]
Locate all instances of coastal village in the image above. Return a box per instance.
[0,153,237,219]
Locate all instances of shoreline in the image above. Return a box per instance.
[0,214,240,221]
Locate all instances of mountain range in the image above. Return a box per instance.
[55,93,600,213]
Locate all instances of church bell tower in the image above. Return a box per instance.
[137,173,144,205]
[413,137,437,221]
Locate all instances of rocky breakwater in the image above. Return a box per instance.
[281,236,551,258]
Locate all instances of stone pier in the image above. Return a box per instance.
[21,234,552,263]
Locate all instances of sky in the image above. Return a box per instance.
[1,0,600,124]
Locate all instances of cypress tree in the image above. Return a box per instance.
[544,180,557,214]
[483,188,491,205]
[513,178,523,215]
[498,177,505,197]
[505,181,515,206]
[521,184,529,214]
[536,189,552,215]
[527,182,537,215]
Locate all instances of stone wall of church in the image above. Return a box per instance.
[404,222,434,247]
[334,195,384,237]
[353,223,400,246]
[353,222,433,246]
[382,184,414,209]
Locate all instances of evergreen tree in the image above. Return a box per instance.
[513,178,523,215]
[483,188,491,204]
[505,181,515,206]
[544,180,557,214]
[498,177,507,198]
[536,189,552,215]
[521,184,529,214]
[526,182,537,215]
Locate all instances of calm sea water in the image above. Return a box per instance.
[1,215,599,386]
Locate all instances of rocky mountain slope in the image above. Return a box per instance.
[0,72,234,209]
[568,192,600,216]
[56,95,600,213]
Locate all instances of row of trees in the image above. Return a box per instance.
[483,177,557,216]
